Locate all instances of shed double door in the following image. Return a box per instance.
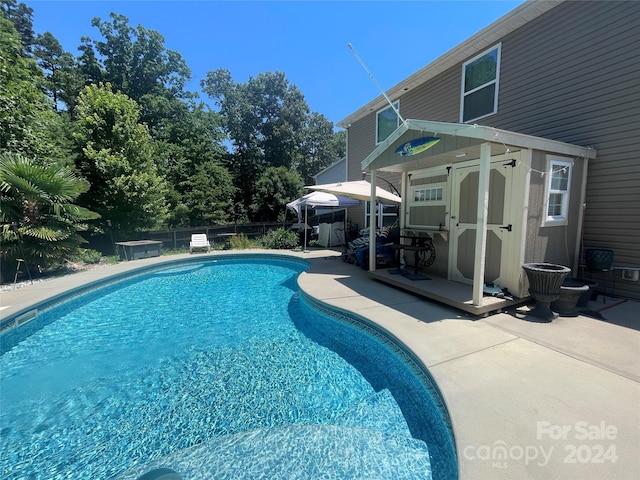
[449,153,523,292]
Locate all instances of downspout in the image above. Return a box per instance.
[573,156,589,274]
[344,128,349,180]
[472,142,491,306]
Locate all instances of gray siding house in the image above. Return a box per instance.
[313,158,347,185]
[338,0,640,303]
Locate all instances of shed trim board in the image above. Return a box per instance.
[363,119,595,310]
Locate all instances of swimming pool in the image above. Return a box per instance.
[0,255,457,479]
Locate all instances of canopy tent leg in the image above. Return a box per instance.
[303,205,309,253]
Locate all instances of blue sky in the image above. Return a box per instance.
[25,0,523,126]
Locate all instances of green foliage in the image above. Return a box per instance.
[0,16,65,160]
[0,152,100,274]
[70,247,102,264]
[2,1,347,236]
[161,247,188,256]
[87,13,191,103]
[250,166,304,222]
[178,159,235,227]
[260,228,299,250]
[229,233,255,250]
[201,69,341,218]
[33,31,84,115]
[73,83,168,232]
[1,0,35,52]
[152,100,226,183]
[298,112,342,185]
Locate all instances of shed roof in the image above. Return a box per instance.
[362,119,596,173]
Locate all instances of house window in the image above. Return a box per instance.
[365,202,398,229]
[544,158,572,225]
[460,44,501,123]
[376,101,399,144]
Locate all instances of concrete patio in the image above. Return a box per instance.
[1,250,638,479]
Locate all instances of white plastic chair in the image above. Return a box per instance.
[189,234,210,253]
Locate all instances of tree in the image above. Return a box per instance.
[0,152,99,278]
[151,99,232,226]
[33,31,84,114]
[298,112,343,185]
[250,166,304,222]
[1,0,35,54]
[152,98,227,186]
[84,13,190,105]
[73,83,168,232]
[0,16,66,161]
[180,161,236,226]
[77,12,234,227]
[77,35,103,86]
[201,70,311,219]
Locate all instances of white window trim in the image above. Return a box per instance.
[364,202,398,229]
[459,43,501,123]
[407,167,451,230]
[376,101,400,144]
[410,183,447,207]
[543,156,573,226]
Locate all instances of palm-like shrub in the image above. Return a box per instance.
[0,153,100,279]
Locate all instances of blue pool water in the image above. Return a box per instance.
[0,256,457,479]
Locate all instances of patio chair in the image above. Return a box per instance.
[349,228,395,269]
[189,234,210,253]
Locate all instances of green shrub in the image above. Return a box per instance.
[260,228,299,250]
[71,248,102,264]
[230,233,254,249]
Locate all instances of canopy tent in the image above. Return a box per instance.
[286,191,360,221]
[306,180,401,205]
[286,191,360,251]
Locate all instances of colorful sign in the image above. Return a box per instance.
[395,136,441,156]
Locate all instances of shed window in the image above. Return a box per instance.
[460,44,501,123]
[376,102,399,144]
[414,186,443,202]
[544,158,572,225]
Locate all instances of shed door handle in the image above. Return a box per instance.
[499,224,513,232]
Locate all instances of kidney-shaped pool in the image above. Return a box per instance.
[0,255,457,479]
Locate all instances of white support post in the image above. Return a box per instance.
[400,171,408,232]
[472,142,491,306]
[369,169,378,272]
[303,205,309,253]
